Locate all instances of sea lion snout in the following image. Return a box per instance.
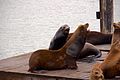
[85,23,89,28]
[113,22,120,29]
[58,24,70,34]
[61,24,70,34]
[78,23,89,31]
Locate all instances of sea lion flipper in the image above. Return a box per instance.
[66,24,88,58]
[66,36,85,57]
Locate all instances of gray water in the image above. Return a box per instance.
[0,0,119,60]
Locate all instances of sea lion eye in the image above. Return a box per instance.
[63,26,66,29]
[59,27,63,30]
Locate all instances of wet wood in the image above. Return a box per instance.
[0,44,119,80]
[99,0,113,33]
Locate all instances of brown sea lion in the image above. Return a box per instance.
[28,23,88,72]
[90,22,120,79]
[68,31,112,45]
[90,41,120,79]
[49,24,70,50]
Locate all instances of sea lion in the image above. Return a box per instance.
[90,22,120,79]
[28,23,88,72]
[90,41,120,79]
[49,27,102,59]
[86,31,112,45]
[78,42,102,59]
[49,24,70,50]
[68,31,112,45]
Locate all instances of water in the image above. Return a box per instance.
[114,0,120,22]
[0,0,119,60]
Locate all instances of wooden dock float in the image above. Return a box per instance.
[0,44,119,80]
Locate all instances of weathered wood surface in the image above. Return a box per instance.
[99,0,113,33]
[0,44,119,80]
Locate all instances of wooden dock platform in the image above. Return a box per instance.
[0,44,118,80]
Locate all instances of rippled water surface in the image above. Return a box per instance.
[0,0,119,60]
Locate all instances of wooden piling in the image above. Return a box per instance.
[99,0,113,33]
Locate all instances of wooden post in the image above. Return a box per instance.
[99,0,113,33]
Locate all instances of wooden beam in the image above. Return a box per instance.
[99,0,113,33]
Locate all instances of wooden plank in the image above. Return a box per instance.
[0,44,118,80]
[0,52,93,80]
[99,0,113,33]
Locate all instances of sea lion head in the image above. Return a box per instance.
[78,23,89,33]
[90,63,104,80]
[112,22,120,43]
[60,24,70,35]
[54,24,70,39]
[49,24,70,50]
[113,22,120,29]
